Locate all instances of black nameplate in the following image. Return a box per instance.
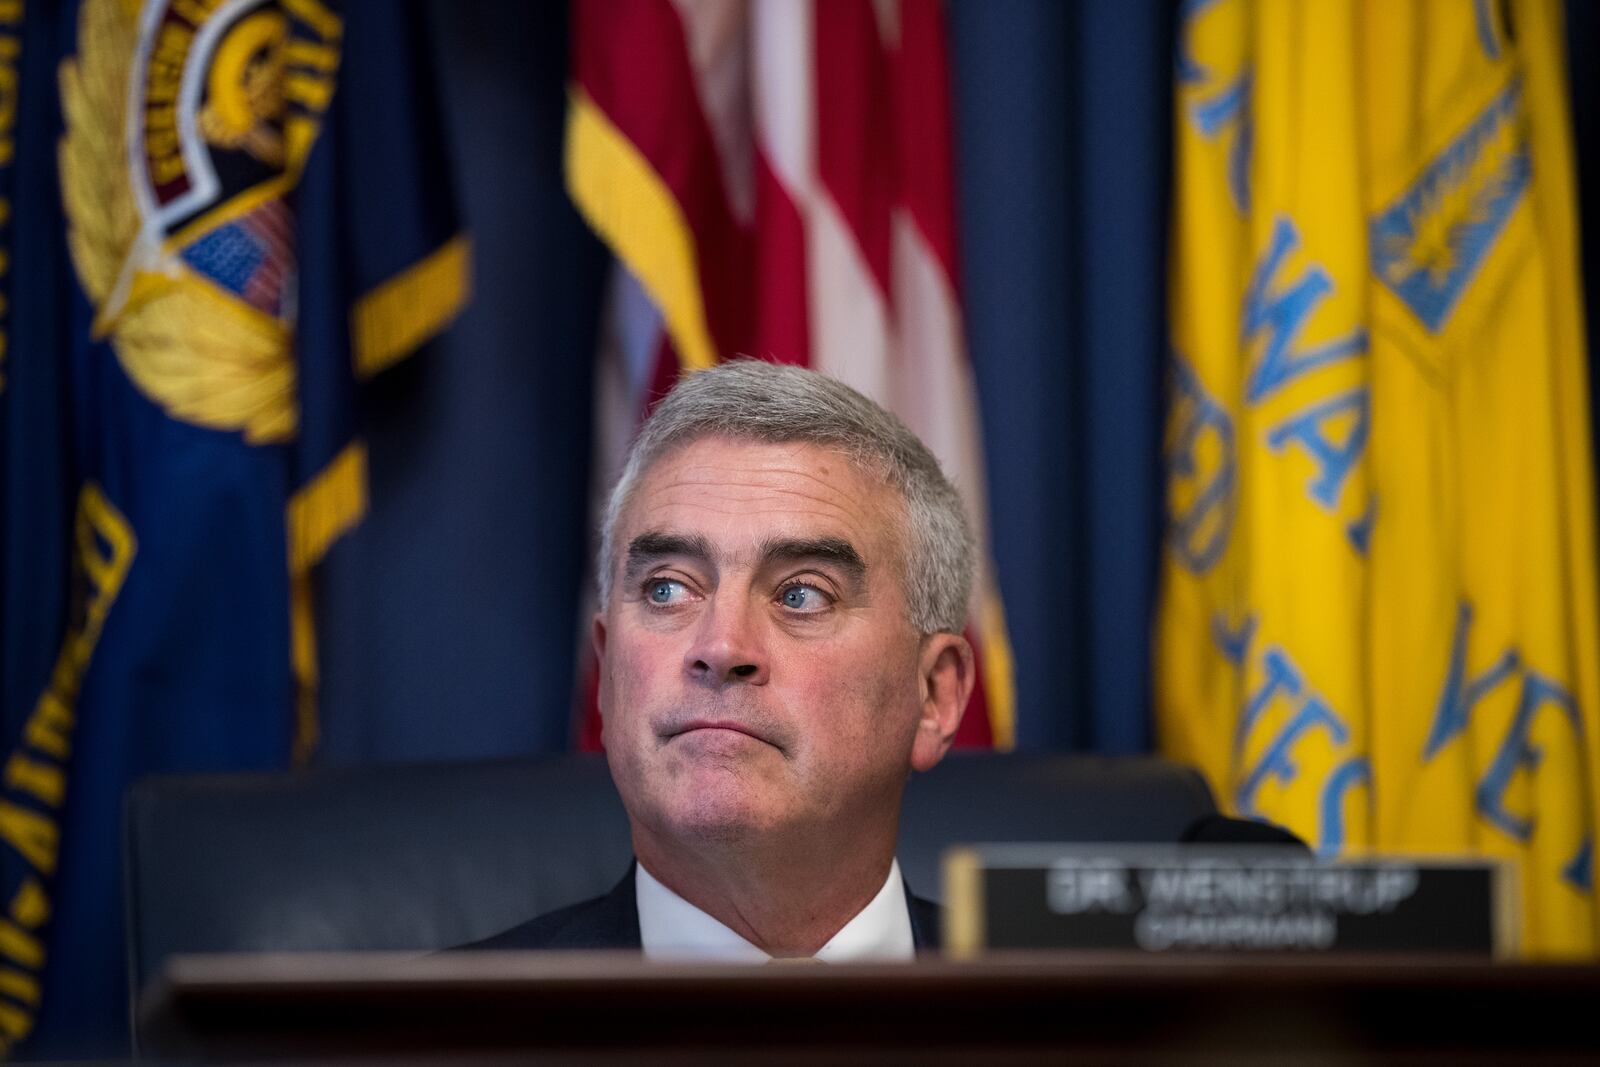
[943,845,1511,957]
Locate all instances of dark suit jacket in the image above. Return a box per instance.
[465,864,942,952]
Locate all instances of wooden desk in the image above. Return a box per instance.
[140,951,1600,1064]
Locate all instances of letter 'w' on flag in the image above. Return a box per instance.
[1158,0,1599,956]
[565,0,1015,750]
[0,1,468,1054]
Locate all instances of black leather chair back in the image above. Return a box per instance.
[124,752,1215,993]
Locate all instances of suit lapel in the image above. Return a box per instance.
[544,864,642,949]
[905,883,942,951]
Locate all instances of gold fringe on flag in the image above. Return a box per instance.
[284,440,367,764]
[979,589,1018,750]
[351,233,473,378]
[285,440,368,576]
[565,86,718,372]
[289,574,319,766]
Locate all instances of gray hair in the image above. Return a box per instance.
[598,360,974,635]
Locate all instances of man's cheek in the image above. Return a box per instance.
[610,636,661,698]
[619,659,667,720]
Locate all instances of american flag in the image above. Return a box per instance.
[180,198,295,317]
[239,198,294,315]
[568,0,1013,750]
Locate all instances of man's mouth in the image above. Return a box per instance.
[663,719,779,749]
[673,719,760,738]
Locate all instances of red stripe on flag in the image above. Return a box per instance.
[954,625,995,748]
[254,199,293,244]
[891,0,961,290]
[571,0,753,362]
[752,146,810,365]
[577,652,604,752]
[814,0,894,297]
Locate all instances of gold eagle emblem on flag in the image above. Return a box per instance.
[58,0,342,444]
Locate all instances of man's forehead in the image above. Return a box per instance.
[617,437,903,560]
[633,439,881,511]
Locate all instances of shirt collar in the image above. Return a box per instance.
[635,859,915,962]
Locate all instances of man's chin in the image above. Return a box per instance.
[657,783,784,845]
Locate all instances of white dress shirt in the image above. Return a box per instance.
[635,858,916,962]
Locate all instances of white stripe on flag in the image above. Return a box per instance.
[670,0,754,223]
[808,189,893,403]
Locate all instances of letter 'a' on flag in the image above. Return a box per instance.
[0,0,468,1054]
[1158,0,1600,957]
[564,0,1015,751]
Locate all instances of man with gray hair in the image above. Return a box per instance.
[473,360,977,960]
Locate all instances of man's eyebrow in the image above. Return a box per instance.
[757,537,868,583]
[623,532,714,583]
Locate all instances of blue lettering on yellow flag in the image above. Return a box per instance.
[1176,0,1222,84]
[1476,673,1580,841]
[1234,645,1300,761]
[1179,0,1251,210]
[1265,387,1369,510]
[1211,612,1255,668]
[1318,757,1372,857]
[1424,601,1520,760]
[1166,356,1235,574]
[1472,0,1503,62]
[1566,839,1594,893]
[1345,494,1377,555]
[1243,218,1366,404]
[1238,697,1349,817]
[1192,72,1251,212]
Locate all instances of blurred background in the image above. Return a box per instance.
[1,0,1598,1057]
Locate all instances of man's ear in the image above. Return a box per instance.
[910,632,975,772]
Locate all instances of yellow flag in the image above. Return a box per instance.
[1159,0,1600,957]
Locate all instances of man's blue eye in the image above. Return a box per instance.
[780,585,826,611]
[648,579,686,604]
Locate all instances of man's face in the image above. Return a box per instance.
[596,436,949,852]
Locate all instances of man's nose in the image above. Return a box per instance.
[685,594,769,685]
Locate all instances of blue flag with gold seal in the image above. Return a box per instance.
[1159,0,1598,958]
[0,0,468,1054]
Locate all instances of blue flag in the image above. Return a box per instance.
[0,0,468,1054]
